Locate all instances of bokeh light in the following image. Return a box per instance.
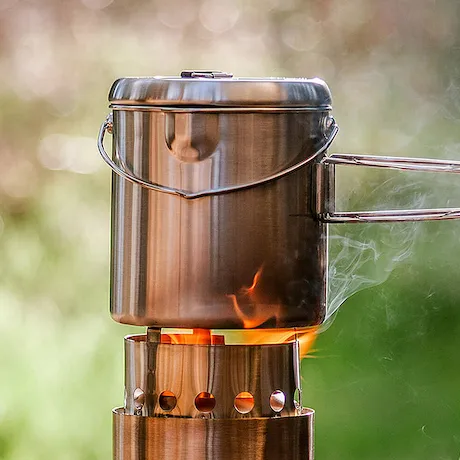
[0,1,460,459]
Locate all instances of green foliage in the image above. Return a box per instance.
[1,0,460,458]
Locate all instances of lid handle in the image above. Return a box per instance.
[180,70,234,79]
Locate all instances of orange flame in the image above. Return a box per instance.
[160,266,319,358]
[226,265,319,357]
[161,329,225,345]
[228,266,283,329]
[161,327,318,358]
[294,328,318,359]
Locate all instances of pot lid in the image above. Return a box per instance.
[108,70,332,108]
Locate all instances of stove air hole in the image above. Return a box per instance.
[293,388,301,410]
[159,390,177,412]
[194,392,216,413]
[234,392,255,414]
[269,390,285,413]
[133,388,145,410]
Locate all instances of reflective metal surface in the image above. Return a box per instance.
[102,73,460,329]
[113,407,314,460]
[109,74,332,108]
[109,106,330,328]
[124,333,301,418]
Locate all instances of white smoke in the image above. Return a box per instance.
[325,169,427,322]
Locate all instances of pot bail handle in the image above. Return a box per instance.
[318,153,460,222]
[97,113,339,199]
[97,113,193,198]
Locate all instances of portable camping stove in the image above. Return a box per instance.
[97,70,460,459]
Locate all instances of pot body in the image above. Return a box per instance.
[110,108,331,328]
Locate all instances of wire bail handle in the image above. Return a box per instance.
[97,112,339,200]
[98,112,460,220]
[318,153,460,222]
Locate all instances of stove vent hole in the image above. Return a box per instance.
[159,390,177,412]
[269,390,285,413]
[133,388,145,413]
[293,388,302,411]
[194,392,216,413]
[234,392,255,414]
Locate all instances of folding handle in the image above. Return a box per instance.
[319,153,460,222]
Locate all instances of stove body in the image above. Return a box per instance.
[114,330,314,459]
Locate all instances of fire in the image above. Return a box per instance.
[161,329,224,345]
[221,327,318,358]
[294,328,318,359]
[226,266,319,356]
[227,266,283,329]
[161,266,319,358]
[161,327,318,359]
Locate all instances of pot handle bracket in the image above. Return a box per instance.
[317,153,460,223]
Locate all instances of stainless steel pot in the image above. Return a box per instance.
[98,71,460,329]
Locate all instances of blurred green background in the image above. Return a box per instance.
[0,0,459,458]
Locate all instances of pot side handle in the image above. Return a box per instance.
[318,153,460,223]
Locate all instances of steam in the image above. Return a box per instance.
[325,171,426,321]
[326,222,418,319]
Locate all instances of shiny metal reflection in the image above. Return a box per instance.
[124,334,300,418]
[269,390,286,413]
[107,107,332,329]
[113,407,314,460]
